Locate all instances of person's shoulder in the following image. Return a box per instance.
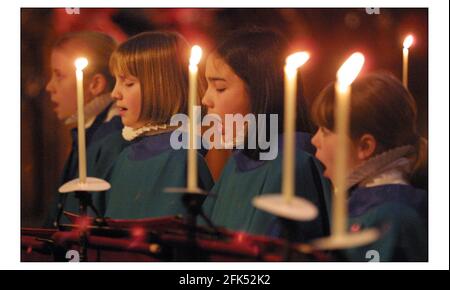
[124,132,176,160]
[101,128,125,142]
[167,147,210,162]
[346,201,427,262]
[104,115,124,129]
[358,201,424,229]
[90,129,128,152]
[295,131,316,156]
[93,116,124,140]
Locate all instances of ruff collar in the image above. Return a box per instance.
[122,123,178,141]
[64,93,114,128]
[346,145,415,191]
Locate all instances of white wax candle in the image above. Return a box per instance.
[402,35,414,88]
[282,52,310,203]
[75,57,88,183]
[187,45,202,190]
[333,83,351,235]
[333,52,365,236]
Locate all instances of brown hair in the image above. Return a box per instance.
[214,27,312,134]
[53,31,117,91]
[312,71,427,189]
[109,31,190,124]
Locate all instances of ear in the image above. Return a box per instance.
[87,73,107,97]
[356,133,377,161]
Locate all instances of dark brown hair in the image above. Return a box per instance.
[214,27,313,159]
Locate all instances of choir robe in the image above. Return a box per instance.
[105,131,214,219]
[202,132,332,241]
[343,184,428,261]
[44,106,128,227]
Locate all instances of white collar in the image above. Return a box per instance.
[122,123,177,141]
[64,93,113,128]
[346,145,415,190]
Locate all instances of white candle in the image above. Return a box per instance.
[74,57,89,183]
[282,52,310,203]
[402,35,414,88]
[333,52,365,236]
[187,45,202,190]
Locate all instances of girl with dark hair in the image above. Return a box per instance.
[201,28,331,241]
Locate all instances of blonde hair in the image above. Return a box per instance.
[109,31,190,124]
[53,31,117,91]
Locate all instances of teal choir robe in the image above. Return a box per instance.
[343,184,427,261]
[105,131,214,219]
[202,132,332,241]
[44,106,129,227]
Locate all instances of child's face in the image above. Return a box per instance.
[111,74,144,128]
[202,54,251,128]
[311,127,360,183]
[46,49,78,120]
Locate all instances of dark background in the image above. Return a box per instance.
[21,8,428,227]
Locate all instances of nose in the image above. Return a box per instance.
[311,129,320,149]
[201,89,214,109]
[111,83,122,101]
[45,78,55,94]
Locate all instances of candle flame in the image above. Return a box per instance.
[403,35,414,49]
[286,51,310,71]
[189,45,203,66]
[336,52,365,88]
[75,57,88,71]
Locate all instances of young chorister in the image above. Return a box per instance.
[200,28,331,241]
[44,31,129,227]
[104,31,214,219]
[311,72,428,261]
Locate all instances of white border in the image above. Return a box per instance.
[3,0,448,270]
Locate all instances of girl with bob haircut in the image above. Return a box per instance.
[311,71,427,261]
[104,31,214,219]
[201,28,331,241]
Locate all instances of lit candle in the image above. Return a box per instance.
[333,52,365,236]
[74,57,89,183]
[402,35,414,88]
[282,52,310,203]
[187,45,202,190]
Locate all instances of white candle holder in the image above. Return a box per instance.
[59,177,111,193]
[253,193,318,261]
[311,228,379,250]
[58,177,111,262]
[252,194,318,222]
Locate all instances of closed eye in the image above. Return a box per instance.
[320,127,332,135]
